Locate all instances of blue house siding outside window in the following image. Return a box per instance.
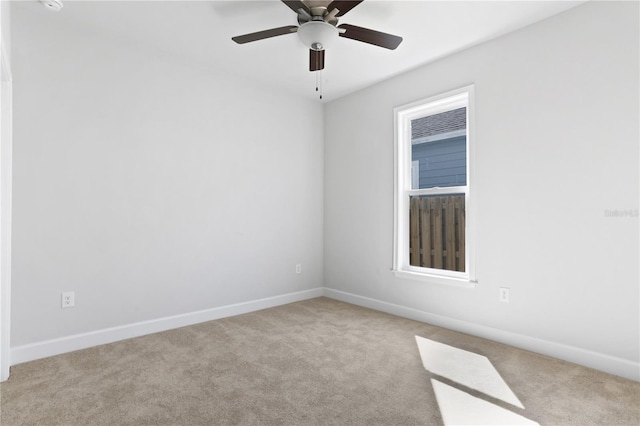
[412,136,466,188]
[411,107,467,189]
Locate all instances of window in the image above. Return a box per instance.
[393,87,475,285]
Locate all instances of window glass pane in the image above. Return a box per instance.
[409,194,465,272]
[411,107,466,189]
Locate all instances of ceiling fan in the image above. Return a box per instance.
[231,0,403,73]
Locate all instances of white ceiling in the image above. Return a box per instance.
[17,0,586,101]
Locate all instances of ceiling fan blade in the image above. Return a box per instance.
[232,26,298,44]
[281,0,310,15]
[326,1,363,17]
[309,49,325,71]
[337,24,402,50]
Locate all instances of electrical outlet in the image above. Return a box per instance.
[295,264,302,274]
[499,287,510,303]
[61,291,75,308]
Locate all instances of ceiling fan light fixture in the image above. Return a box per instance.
[297,21,339,51]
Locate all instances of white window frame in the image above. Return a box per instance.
[393,86,476,287]
[411,160,420,190]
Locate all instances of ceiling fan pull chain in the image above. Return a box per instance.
[315,70,323,100]
[314,61,323,100]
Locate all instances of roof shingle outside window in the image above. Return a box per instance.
[411,107,466,140]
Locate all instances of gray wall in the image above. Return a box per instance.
[0,0,12,381]
[11,4,324,347]
[324,1,638,377]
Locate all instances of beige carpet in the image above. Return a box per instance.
[1,297,638,425]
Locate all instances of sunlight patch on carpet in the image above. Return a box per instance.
[416,336,539,425]
[431,380,539,426]
[415,335,523,408]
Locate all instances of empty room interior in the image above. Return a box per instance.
[0,0,638,425]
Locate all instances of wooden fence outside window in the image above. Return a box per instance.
[409,194,465,272]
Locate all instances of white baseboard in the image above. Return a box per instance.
[10,286,639,382]
[10,287,324,366]
[323,288,640,382]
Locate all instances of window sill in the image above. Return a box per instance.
[392,269,477,288]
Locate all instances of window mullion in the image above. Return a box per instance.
[408,186,467,197]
